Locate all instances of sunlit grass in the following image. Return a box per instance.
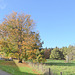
[45,59,75,75]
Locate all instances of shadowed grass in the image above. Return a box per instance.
[45,62,75,66]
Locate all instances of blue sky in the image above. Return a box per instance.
[0,0,75,48]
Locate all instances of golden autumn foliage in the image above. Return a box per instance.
[0,11,43,63]
[27,49,37,59]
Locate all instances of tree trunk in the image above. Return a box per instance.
[18,54,22,63]
[19,59,22,63]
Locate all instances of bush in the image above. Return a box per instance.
[36,49,46,63]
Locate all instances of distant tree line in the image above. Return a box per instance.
[43,45,75,60]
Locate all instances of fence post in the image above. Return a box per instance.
[42,64,43,72]
[38,63,39,70]
[60,72,62,75]
[49,68,50,75]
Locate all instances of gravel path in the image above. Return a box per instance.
[0,70,11,75]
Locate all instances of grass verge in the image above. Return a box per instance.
[0,60,43,75]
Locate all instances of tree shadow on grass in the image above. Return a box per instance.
[45,62,75,66]
[0,60,43,75]
[13,60,43,75]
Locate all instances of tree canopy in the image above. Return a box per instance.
[0,11,44,63]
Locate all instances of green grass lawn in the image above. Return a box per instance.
[45,59,75,75]
[0,60,43,75]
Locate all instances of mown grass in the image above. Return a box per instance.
[0,60,43,75]
[45,59,75,75]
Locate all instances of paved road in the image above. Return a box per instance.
[0,70,11,75]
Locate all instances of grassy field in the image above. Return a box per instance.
[0,59,75,75]
[0,60,43,75]
[45,59,75,75]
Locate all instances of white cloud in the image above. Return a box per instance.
[0,0,7,9]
